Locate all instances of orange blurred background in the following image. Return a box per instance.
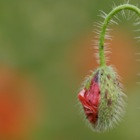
[0,0,140,140]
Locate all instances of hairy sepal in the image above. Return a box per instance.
[78,66,126,132]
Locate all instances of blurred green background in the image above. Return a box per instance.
[0,0,140,140]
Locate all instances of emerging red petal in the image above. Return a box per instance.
[78,73,100,124]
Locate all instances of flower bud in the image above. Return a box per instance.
[78,66,126,132]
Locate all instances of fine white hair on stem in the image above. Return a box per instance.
[134,15,140,43]
[127,11,136,20]
[134,36,140,39]
[110,19,119,25]
[113,15,121,22]
[93,9,114,63]
[133,20,140,26]
[112,1,118,9]
[104,34,112,40]
[93,14,113,64]
[121,9,127,19]
[127,10,131,20]
[99,10,107,19]
[126,0,130,4]
[123,0,130,5]
[133,29,140,32]
[135,16,140,21]
[93,29,101,35]
[94,21,103,27]
[93,1,140,65]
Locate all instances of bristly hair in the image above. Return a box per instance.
[93,1,140,65]
[78,1,140,133]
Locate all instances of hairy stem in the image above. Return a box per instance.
[99,4,140,66]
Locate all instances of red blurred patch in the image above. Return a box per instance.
[0,66,43,139]
[0,94,21,135]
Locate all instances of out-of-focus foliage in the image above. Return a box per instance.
[0,0,140,140]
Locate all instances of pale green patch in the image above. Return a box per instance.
[91,66,126,132]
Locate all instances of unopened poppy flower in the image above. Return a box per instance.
[78,66,125,131]
[77,3,140,132]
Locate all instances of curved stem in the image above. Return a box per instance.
[99,4,140,66]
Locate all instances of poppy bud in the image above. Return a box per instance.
[78,66,126,132]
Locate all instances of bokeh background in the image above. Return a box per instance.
[0,0,140,139]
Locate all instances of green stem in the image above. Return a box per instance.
[99,4,140,66]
